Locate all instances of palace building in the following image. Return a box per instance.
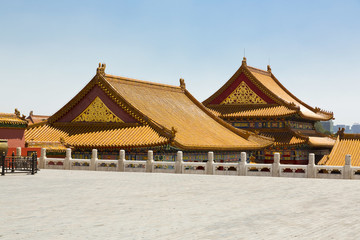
[25,63,272,161]
[0,110,28,149]
[26,111,50,125]
[0,110,41,156]
[203,58,335,164]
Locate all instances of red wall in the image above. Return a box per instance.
[0,128,25,148]
[7,147,41,157]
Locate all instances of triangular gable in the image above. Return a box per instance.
[73,97,124,123]
[209,72,275,105]
[56,84,138,123]
[221,81,266,104]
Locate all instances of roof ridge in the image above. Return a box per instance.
[0,113,17,116]
[105,74,182,91]
[247,66,271,75]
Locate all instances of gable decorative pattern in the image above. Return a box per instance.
[72,97,123,123]
[221,81,266,104]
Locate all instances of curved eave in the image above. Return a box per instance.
[307,136,336,148]
[298,111,334,121]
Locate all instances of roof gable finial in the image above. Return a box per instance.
[242,57,247,66]
[242,48,247,66]
[267,65,272,73]
[267,58,271,73]
[180,78,186,90]
[97,63,106,76]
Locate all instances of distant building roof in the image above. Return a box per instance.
[26,111,50,125]
[318,129,360,166]
[0,109,28,128]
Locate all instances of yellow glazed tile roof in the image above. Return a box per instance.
[25,124,169,149]
[25,64,273,151]
[318,134,360,166]
[104,74,272,150]
[0,113,28,126]
[203,59,333,121]
[247,67,332,121]
[260,131,306,147]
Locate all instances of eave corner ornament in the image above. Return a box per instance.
[221,81,266,104]
[72,97,123,123]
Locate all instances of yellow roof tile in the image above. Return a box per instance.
[247,67,333,121]
[0,113,28,126]
[25,124,169,149]
[318,134,360,166]
[104,75,271,150]
[260,131,306,147]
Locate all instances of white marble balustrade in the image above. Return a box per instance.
[35,148,359,180]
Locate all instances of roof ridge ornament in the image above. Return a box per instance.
[179,78,186,90]
[242,57,247,66]
[97,63,106,76]
[15,108,20,117]
[337,128,345,139]
[267,65,272,73]
[170,127,177,142]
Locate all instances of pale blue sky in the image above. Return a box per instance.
[1,0,359,125]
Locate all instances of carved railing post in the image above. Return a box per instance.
[146,150,154,173]
[64,148,72,170]
[90,149,98,171]
[118,150,125,172]
[272,153,280,177]
[206,151,214,175]
[307,153,315,178]
[39,148,47,169]
[344,154,351,179]
[239,152,247,176]
[175,151,183,174]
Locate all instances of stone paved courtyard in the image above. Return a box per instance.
[1,169,360,239]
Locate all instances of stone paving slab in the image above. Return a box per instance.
[1,170,360,240]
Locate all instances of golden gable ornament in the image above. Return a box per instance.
[221,81,266,104]
[72,97,123,122]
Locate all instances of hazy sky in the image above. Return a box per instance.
[1,0,359,125]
